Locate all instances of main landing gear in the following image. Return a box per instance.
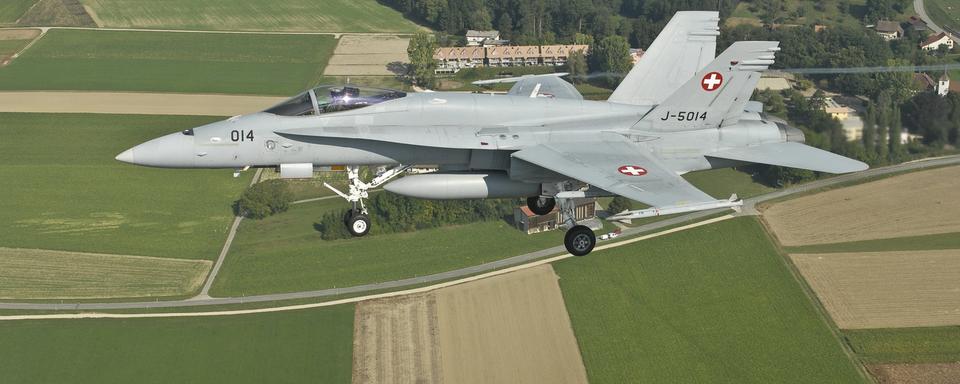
[535,183,597,256]
[325,165,410,237]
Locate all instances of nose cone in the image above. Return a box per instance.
[115,132,196,168]
[115,148,135,164]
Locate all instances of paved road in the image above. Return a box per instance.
[915,0,960,42]
[1,155,958,311]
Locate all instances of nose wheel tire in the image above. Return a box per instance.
[564,225,596,256]
[346,214,371,237]
[527,196,556,216]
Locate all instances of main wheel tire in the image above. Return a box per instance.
[527,196,556,216]
[346,214,371,237]
[343,209,355,225]
[564,225,596,256]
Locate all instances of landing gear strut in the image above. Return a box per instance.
[325,165,410,237]
[548,183,597,256]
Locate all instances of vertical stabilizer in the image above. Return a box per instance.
[637,41,780,132]
[607,11,720,106]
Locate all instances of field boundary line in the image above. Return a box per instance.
[0,215,734,320]
[8,27,47,63]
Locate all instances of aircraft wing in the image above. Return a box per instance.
[473,73,583,100]
[706,142,869,174]
[511,137,716,208]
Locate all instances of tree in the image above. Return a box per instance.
[888,106,903,159]
[589,35,633,88]
[565,51,588,84]
[407,32,438,88]
[607,196,632,214]
[862,102,877,156]
[237,179,293,219]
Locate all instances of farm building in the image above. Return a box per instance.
[920,32,954,51]
[908,16,929,32]
[466,30,502,46]
[434,45,588,73]
[874,20,903,41]
[514,198,599,234]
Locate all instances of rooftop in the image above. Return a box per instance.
[921,32,950,47]
[875,20,903,33]
[466,30,500,39]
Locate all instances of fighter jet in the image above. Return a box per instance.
[115,12,867,256]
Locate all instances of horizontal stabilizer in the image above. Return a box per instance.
[706,142,868,174]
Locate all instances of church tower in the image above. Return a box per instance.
[937,71,950,97]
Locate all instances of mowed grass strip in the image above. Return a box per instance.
[0,0,35,24]
[80,0,421,32]
[0,305,354,383]
[845,327,960,364]
[0,113,250,260]
[210,198,585,296]
[0,29,336,95]
[0,248,210,299]
[555,217,866,383]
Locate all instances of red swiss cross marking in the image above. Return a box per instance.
[701,72,723,91]
[618,165,648,176]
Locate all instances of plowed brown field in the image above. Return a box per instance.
[763,166,960,246]
[792,250,960,329]
[351,264,588,384]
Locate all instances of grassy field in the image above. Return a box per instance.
[927,0,960,33]
[79,0,421,32]
[0,29,336,95]
[0,248,210,299]
[0,0,34,24]
[210,197,596,296]
[0,305,354,383]
[555,217,866,383]
[845,327,960,364]
[728,0,873,27]
[0,38,31,56]
[0,113,250,260]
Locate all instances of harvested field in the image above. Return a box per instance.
[353,294,441,384]
[763,166,960,246]
[351,265,587,384]
[324,35,409,77]
[792,250,960,329]
[867,363,960,384]
[0,29,39,40]
[437,264,588,384]
[0,248,211,299]
[0,91,284,116]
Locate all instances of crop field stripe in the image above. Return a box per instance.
[0,248,211,299]
[0,216,735,320]
[0,29,337,95]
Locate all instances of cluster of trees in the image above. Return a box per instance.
[384,0,738,48]
[316,191,518,239]
[236,179,293,219]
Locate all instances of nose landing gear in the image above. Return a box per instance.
[325,165,410,237]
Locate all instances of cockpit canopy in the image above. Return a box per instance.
[264,85,406,117]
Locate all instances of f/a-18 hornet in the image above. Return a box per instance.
[116,11,867,256]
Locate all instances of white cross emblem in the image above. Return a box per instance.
[701,72,723,91]
[618,165,647,176]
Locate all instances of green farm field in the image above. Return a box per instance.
[845,326,960,364]
[927,0,960,34]
[210,197,608,296]
[0,305,354,383]
[79,0,421,32]
[0,29,336,95]
[0,0,34,24]
[0,113,250,260]
[555,217,867,383]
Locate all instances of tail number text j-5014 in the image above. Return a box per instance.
[660,111,708,122]
[231,130,255,142]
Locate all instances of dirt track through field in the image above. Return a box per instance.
[763,165,960,246]
[352,264,588,384]
[792,250,960,329]
[868,363,960,384]
[324,34,408,76]
[0,91,285,116]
